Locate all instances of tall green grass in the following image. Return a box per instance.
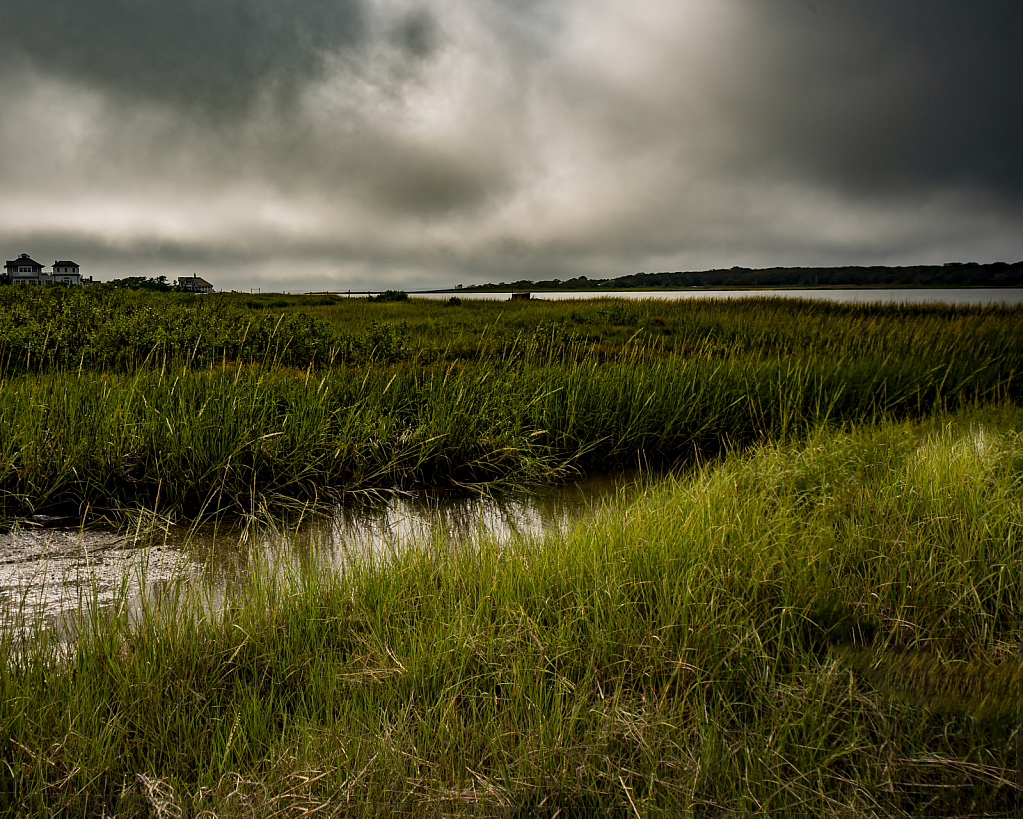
[2,408,1019,815]
[2,285,1021,371]
[1,289,1019,521]
[0,338,1015,522]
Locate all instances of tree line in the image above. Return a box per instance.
[461,260,1023,291]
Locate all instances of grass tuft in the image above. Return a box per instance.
[1,408,1019,815]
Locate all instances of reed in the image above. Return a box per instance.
[1,285,1021,372]
[0,327,1016,523]
[1,407,1019,815]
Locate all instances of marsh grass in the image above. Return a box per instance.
[1,409,1019,816]
[1,290,1020,521]
[1,309,1019,523]
[2,285,1022,369]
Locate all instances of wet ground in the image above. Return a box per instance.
[0,475,638,629]
[0,525,192,626]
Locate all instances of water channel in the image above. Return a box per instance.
[0,475,638,630]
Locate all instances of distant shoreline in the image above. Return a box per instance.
[427,283,1023,294]
[432,260,1022,293]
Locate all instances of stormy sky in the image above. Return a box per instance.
[2,0,1021,290]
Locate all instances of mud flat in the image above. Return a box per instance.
[0,525,191,628]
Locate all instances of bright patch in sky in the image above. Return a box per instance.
[1,0,1020,289]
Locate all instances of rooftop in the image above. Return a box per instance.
[5,254,44,269]
[180,275,213,287]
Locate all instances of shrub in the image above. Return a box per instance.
[369,290,409,303]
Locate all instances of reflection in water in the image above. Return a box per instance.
[0,475,637,628]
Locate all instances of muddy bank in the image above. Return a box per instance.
[0,526,192,626]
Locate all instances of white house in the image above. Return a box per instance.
[4,253,92,285]
[52,260,83,285]
[5,253,49,284]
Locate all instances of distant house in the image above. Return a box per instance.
[176,274,214,293]
[3,253,92,285]
[5,253,49,285]
[52,260,85,286]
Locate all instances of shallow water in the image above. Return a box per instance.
[414,288,1023,305]
[0,526,193,627]
[0,475,635,627]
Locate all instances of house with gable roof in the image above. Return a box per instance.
[176,274,214,293]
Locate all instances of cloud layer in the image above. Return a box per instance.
[2,0,1021,290]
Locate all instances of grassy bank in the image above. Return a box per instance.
[1,292,1020,522]
[0,344,1016,521]
[2,408,1020,815]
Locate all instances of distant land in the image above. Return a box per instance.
[452,261,1023,292]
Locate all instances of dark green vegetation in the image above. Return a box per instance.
[0,287,1020,815]
[460,259,1023,291]
[104,275,174,291]
[368,289,410,303]
[2,410,1020,815]
[1,285,1021,522]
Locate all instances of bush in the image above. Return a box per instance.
[369,290,409,303]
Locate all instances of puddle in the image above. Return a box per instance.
[0,474,641,630]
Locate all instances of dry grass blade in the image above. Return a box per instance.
[136,773,183,819]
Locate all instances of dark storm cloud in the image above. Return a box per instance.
[729,0,1023,200]
[1,0,1021,291]
[389,7,440,60]
[0,0,367,114]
